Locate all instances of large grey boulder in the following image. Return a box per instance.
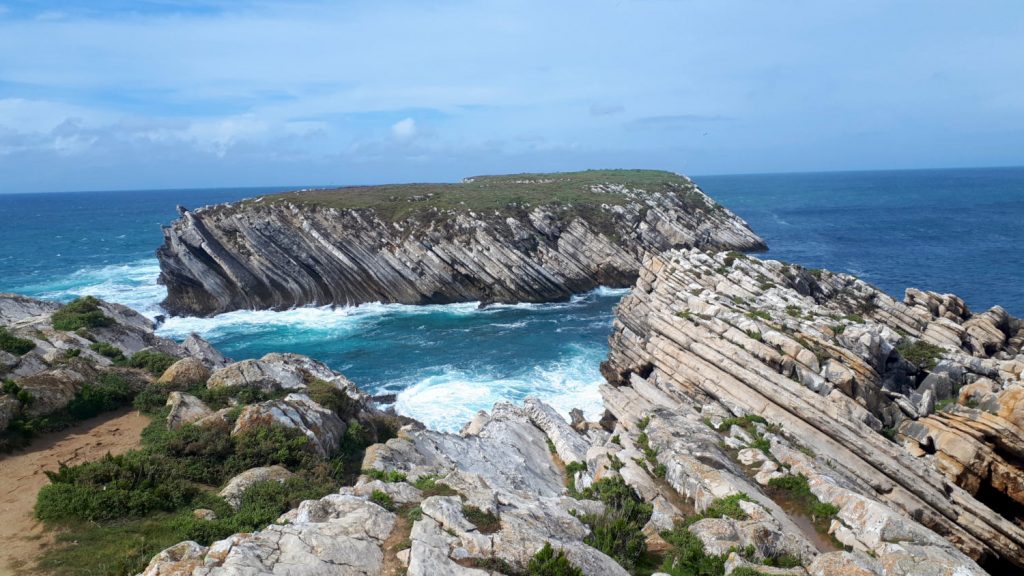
[218,465,295,510]
[232,393,346,458]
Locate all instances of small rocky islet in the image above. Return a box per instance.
[1,170,1023,575]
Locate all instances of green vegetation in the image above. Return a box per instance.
[123,350,178,376]
[765,474,839,533]
[412,474,458,497]
[576,477,653,572]
[0,326,35,356]
[528,542,585,576]
[90,341,125,361]
[2,373,141,452]
[747,310,771,321]
[369,489,395,511]
[896,340,945,371]
[723,251,747,267]
[51,297,115,331]
[36,397,396,575]
[785,305,802,317]
[306,379,357,419]
[462,505,501,534]
[565,460,588,493]
[258,170,710,223]
[363,468,407,483]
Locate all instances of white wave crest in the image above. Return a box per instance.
[393,347,605,432]
[38,258,167,318]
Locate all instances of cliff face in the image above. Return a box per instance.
[601,248,1024,572]
[156,171,765,316]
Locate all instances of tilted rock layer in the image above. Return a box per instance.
[601,248,1024,572]
[156,170,764,316]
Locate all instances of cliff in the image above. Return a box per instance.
[156,170,765,316]
[600,249,1024,572]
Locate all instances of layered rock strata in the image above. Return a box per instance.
[601,248,1024,572]
[156,171,765,316]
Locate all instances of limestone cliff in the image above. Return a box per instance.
[600,249,1024,572]
[156,170,765,316]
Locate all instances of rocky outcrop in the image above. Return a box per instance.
[156,171,765,316]
[601,248,1024,572]
[165,391,212,429]
[207,352,364,399]
[218,465,295,509]
[232,393,348,458]
[0,293,219,432]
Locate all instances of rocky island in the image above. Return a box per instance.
[1,171,1023,576]
[156,170,765,316]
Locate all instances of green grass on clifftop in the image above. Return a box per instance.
[254,169,708,221]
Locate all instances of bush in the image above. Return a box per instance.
[306,379,356,418]
[462,505,500,534]
[51,297,115,331]
[90,341,125,361]
[660,525,728,576]
[765,474,838,531]
[229,424,318,474]
[896,340,945,371]
[124,350,178,376]
[528,542,584,576]
[0,327,35,355]
[413,475,458,497]
[65,373,135,421]
[363,468,407,482]
[133,386,172,413]
[369,489,395,511]
[577,477,652,571]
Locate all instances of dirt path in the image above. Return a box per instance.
[0,409,150,576]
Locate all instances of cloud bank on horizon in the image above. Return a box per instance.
[0,0,1022,193]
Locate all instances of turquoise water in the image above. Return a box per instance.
[1,167,1021,429]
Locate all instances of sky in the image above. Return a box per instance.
[0,0,1022,193]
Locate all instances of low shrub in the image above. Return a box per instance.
[896,340,945,371]
[765,474,838,532]
[0,327,35,356]
[369,489,395,511]
[413,475,458,497]
[90,341,125,361]
[577,477,652,572]
[462,505,500,534]
[133,386,172,414]
[124,350,178,376]
[660,524,728,575]
[528,542,584,576]
[363,468,407,483]
[51,297,115,331]
[306,379,356,418]
[65,373,135,421]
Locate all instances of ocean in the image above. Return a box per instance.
[1,167,1021,430]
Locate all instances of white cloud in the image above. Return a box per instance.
[391,118,417,141]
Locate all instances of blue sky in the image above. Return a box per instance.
[0,0,1022,192]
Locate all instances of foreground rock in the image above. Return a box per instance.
[601,248,1024,572]
[0,293,220,433]
[156,170,765,316]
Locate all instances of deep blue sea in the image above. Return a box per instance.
[1,167,1021,429]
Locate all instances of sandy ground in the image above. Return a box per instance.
[0,409,150,576]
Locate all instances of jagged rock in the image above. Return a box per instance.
[207,353,364,402]
[142,495,395,576]
[351,479,424,505]
[157,358,211,389]
[165,392,212,430]
[232,393,346,458]
[156,171,765,316]
[724,552,807,575]
[806,550,882,575]
[182,333,228,368]
[218,465,295,510]
[523,396,590,465]
[601,249,1024,571]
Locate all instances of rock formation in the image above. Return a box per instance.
[600,249,1024,572]
[156,170,765,316]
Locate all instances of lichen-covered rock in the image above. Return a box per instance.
[207,353,364,400]
[158,357,211,389]
[165,392,213,430]
[218,465,295,510]
[232,393,346,458]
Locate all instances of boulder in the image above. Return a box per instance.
[232,393,346,458]
[165,392,213,430]
[157,358,211,389]
[182,333,228,368]
[218,465,295,510]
